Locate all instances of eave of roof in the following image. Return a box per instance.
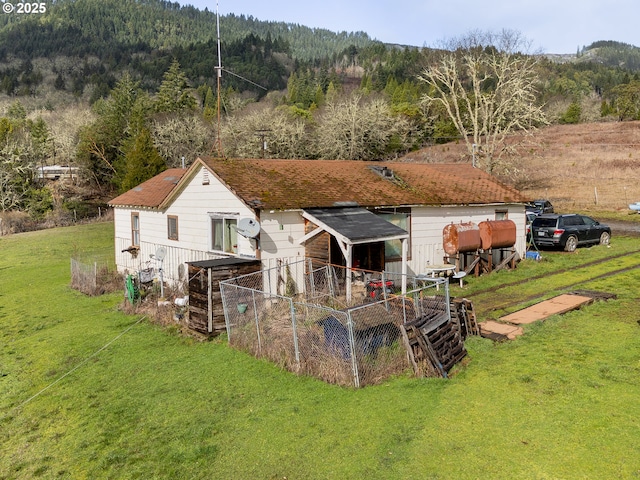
[108,168,187,208]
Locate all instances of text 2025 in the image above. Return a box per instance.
[16,3,47,14]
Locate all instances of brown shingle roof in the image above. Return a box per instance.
[108,168,187,208]
[108,160,527,210]
[199,158,527,210]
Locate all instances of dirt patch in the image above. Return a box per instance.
[402,121,640,213]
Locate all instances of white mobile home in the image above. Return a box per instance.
[108,158,529,287]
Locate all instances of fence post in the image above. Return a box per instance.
[207,267,213,333]
[381,271,390,310]
[308,258,316,298]
[252,289,262,355]
[444,279,451,323]
[290,298,300,364]
[401,296,409,324]
[221,281,231,340]
[346,310,360,388]
[327,265,335,299]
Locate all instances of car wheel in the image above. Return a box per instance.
[599,232,611,246]
[564,235,578,252]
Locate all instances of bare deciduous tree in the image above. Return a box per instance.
[0,143,34,211]
[258,109,310,159]
[314,93,412,160]
[151,113,213,166]
[40,105,95,166]
[419,30,548,174]
[221,106,311,159]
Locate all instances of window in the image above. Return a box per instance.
[377,210,410,260]
[562,215,584,227]
[495,210,508,220]
[131,213,140,246]
[168,216,179,241]
[210,216,238,253]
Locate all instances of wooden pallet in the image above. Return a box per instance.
[450,298,479,339]
[401,312,467,378]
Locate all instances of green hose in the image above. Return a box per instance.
[125,274,139,304]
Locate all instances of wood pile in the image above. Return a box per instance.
[402,300,471,378]
[187,258,261,336]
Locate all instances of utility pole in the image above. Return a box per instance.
[255,129,270,159]
[214,0,224,158]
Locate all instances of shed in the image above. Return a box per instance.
[187,257,262,335]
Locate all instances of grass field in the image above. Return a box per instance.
[2,222,640,479]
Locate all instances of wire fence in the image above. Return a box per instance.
[70,257,118,296]
[220,260,450,388]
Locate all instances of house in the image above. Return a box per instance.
[37,165,79,181]
[108,157,529,292]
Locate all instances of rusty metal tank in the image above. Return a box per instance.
[443,222,481,255]
[478,220,517,250]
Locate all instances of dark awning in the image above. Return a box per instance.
[301,207,408,245]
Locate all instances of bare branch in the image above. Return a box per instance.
[419,34,548,174]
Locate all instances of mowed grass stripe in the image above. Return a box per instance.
[2,223,640,479]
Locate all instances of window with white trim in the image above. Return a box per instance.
[210,215,238,254]
[168,215,179,241]
[131,212,140,246]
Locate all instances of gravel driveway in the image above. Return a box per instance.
[606,220,640,237]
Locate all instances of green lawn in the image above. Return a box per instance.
[1,222,640,479]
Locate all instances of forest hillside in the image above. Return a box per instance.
[1,0,640,232]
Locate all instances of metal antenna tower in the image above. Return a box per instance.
[214,0,224,158]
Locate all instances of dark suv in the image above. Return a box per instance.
[526,199,554,215]
[530,214,611,252]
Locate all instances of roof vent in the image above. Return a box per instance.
[369,165,394,179]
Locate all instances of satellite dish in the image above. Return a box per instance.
[155,247,166,261]
[237,218,261,238]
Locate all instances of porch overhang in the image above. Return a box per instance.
[300,207,409,246]
[300,207,409,297]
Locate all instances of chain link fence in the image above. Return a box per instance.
[220,260,450,387]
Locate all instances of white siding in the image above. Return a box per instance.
[258,211,306,263]
[385,204,526,276]
[113,167,259,284]
[113,166,527,285]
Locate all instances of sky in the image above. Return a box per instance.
[176,0,639,54]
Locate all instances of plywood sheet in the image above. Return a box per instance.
[479,320,524,340]
[500,294,593,325]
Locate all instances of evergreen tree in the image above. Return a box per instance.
[76,73,150,188]
[29,117,50,161]
[154,60,196,113]
[7,101,26,121]
[119,128,166,192]
[559,102,582,124]
[0,117,13,148]
[202,86,217,120]
[54,73,66,91]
